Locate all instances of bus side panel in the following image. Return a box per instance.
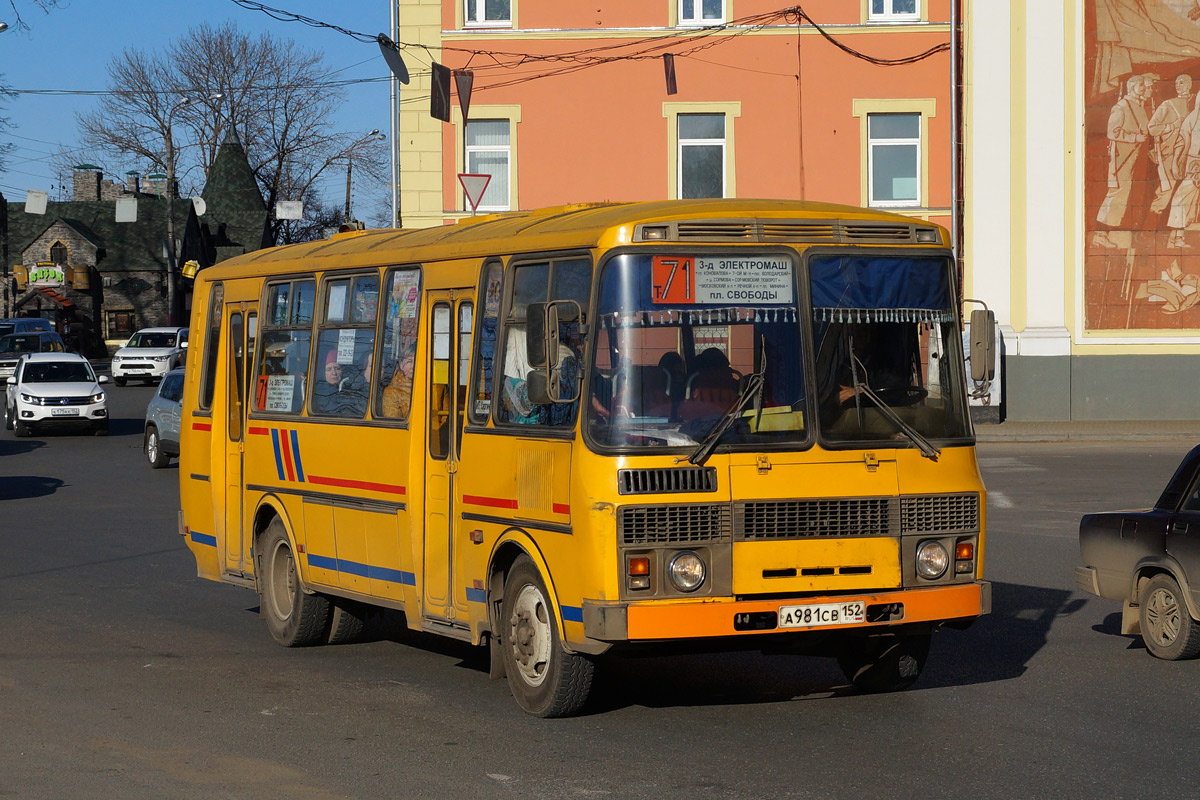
[179,288,220,581]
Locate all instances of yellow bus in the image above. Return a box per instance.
[179,199,992,717]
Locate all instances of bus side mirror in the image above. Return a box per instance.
[526,302,558,369]
[969,309,996,382]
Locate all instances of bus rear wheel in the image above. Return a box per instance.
[837,632,931,693]
[500,557,593,717]
[259,518,329,647]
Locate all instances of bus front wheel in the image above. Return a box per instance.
[259,518,330,647]
[500,557,594,717]
[837,632,931,693]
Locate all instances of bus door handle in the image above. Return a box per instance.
[448,459,459,475]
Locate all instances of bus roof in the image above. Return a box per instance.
[200,199,947,282]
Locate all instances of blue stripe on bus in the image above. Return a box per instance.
[306,552,414,585]
[560,605,583,623]
[189,531,217,547]
[270,429,285,480]
[466,587,486,603]
[289,429,305,482]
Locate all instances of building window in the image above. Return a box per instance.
[868,0,919,22]
[680,0,724,26]
[465,120,511,211]
[50,241,68,265]
[867,113,920,207]
[107,310,135,338]
[464,0,511,27]
[678,113,726,199]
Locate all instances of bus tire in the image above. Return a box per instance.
[500,557,593,717]
[259,518,329,647]
[326,599,367,645]
[837,632,931,693]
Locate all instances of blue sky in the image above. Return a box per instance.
[1,0,393,210]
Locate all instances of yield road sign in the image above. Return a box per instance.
[458,173,492,213]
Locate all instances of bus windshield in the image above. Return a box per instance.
[589,251,970,452]
[810,253,970,447]
[590,252,808,449]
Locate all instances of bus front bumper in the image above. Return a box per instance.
[581,581,990,642]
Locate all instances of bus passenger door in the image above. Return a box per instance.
[422,290,473,624]
[223,302,257,576]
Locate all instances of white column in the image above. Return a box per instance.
[1020,1,1071,356]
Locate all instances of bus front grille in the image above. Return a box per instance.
[619,504,732,545]
[733,493,980,540]
[617,466,718,495]
[735,498,897,539]
[900,493,980,534]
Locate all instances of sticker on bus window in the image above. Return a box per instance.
[265,374,297,412]
[652,255,793,305]
[337,329,356,362]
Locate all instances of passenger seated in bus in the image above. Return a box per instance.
[677,347,741,421]
[313,349,365,416]
[658,351,686,408]
[613,363,672,419]
[381,348,415,418]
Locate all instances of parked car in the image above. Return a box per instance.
[4,352,110,436]
[110,327,188,385]
[0,318,53,338]
[144,367,184,468]
[1076,444,1200,660]
[0,331,67,383]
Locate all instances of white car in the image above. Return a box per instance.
[111,326,188,385]
[4,352,110,437]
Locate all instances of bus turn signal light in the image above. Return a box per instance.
[628,556,651,590]
[955,542,974,560]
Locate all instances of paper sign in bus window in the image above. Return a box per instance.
[265,374,297,412]
[652,255,793,304]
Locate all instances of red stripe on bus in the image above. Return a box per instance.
[248,427,270,436]
[463,494,519,510]
[307,475,407,495]
[192,422,212,431]
[279,432,296,482]
[553,503,570,515]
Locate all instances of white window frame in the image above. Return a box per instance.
[678,114,727,199]
[679,0,726,27]
[867,0,920,23]
[865,112,920,208]
[464,0,512,28]
[464,120,512,212]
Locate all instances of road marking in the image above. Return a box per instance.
[978,456,1046,473]
[989,490,1014,508]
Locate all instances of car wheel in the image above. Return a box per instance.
[3,403,12,431]
[114,377,126,387]
[837,632,931,693]
[145,425,168,467]
[93,422,109,437]
[1139,574,1200,660]
[13,419,31,438]
[258,517,329,647]
[499,556,594,717]
[326,598,368,645]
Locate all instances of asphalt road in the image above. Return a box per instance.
[1,383,1194,799]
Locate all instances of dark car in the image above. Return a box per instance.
[0,330,67,383]
[1076,444,1200,660]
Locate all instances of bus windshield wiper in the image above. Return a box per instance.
[848,355,940,461]
[685,341,766,466]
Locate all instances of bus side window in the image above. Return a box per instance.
[310,274,378,418]
[376,268,422,421]
[253,278,314,415]
[198,282,224,411]
[468,261,503,424]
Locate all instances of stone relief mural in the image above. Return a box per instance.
[1086,0,1200,329]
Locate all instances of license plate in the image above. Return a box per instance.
[127,368,149,373]
[51,407,80,416]
[778,600,865,629]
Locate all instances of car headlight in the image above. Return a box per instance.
[151,355,170,362]
[89,392,105,403]
[20,393,43,405]
[667,551,706,592]
[915,540,949,580]
[111,355,122,362]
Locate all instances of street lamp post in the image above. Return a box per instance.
[164,92,223,326]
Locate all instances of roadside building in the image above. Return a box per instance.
[2,131,269,355]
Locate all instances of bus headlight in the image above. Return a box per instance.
[915,540,949,580]
[667,552,706,592]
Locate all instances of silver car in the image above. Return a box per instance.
[144,367,184,468]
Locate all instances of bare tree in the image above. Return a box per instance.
[5,0,66,32]
[76,21,388,244]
